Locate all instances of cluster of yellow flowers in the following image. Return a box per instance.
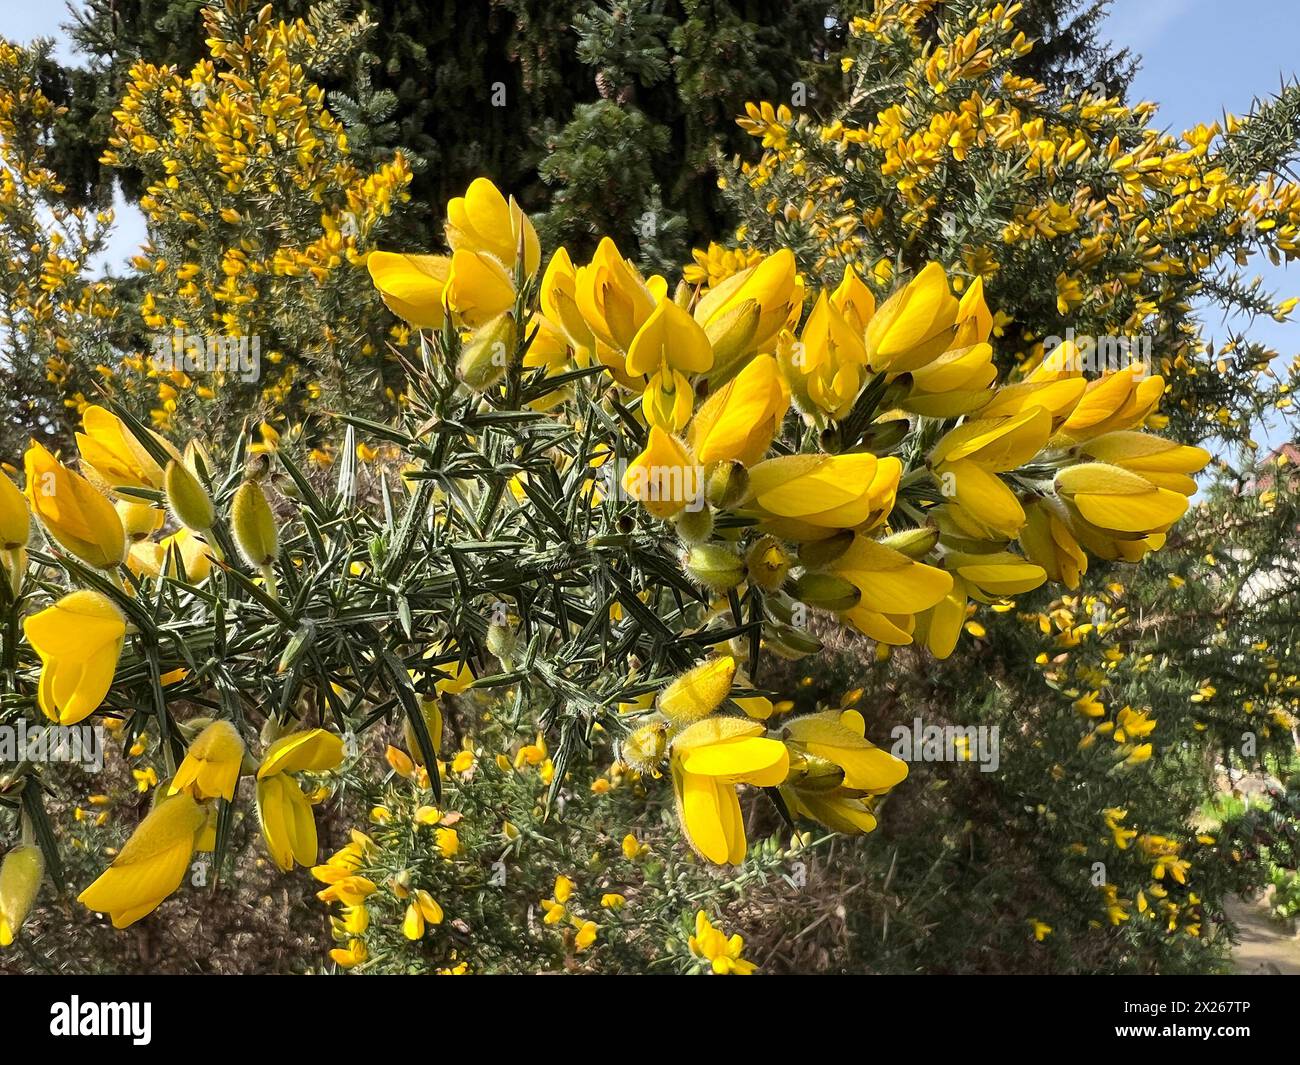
[0,404,358,937]
[1022,579,1229,938]
[100,5,412,430]
[1089,809,1209,938]
[0,41,118,422]
[728,0,1300,442]
[366,172,1207,863]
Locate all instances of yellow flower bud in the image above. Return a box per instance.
[116,498,164,542]
[231,479,279,567]
[165,458,214,532]
[620,721,669,772]
[0,844,44,947]
[0,472,30,549]
[458,312,517,391]
[658,656,736,725]
[684,543,745,591]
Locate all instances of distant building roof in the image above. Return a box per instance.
[1256,442,1300,492]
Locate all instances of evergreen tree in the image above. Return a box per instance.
[46,0,1133,256]
[1012,0,1136,98]
[48,0,831,255]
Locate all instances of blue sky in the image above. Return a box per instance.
[1103,0,1299,450]
[4,0,1297,445]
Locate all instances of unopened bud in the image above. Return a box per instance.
[791,572,860,611]
[0,474,30,549]
[231,479,279,566]
[797,530,854,570]
[658,656,736,725]
[763,621,822,659]
[116,498,164,542]
[486,621,517,665]
[0,844,44,947]
[673,505,714,545]
[858,418,909,453]
[458,312,516,391]
[785,752,846,792]
[705,460,749,509]
[684,543,745,591]
[702,300,760,379]
[878,526,940,559]
[620,722,668,772]
[259,715,290,747]
[2,547,27,596]
[166,458,215,533]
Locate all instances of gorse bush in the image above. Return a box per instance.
[0,0,1297,975]
[101,2,414,442]
[696,0,1300,970]
[0,40,119,460]
[0,165,1214,970]
[722,0,1300,449]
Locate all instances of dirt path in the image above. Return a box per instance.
[1224,895,1300,975]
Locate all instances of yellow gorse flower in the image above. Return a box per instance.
[23,441,126,569]
[1077,432,1210,495]
[786,290,868,419]
[689,910,757,974]
[744,452,900,541]
[670,716,789,865]
[691,248,800,380]
[116,498,164,542]
[78,793,207,928]
[540,246,596,362]
[863,261,959,372]
[366,252,451,329]
[1053,366,1165,444]
[169,720,245,802]
[446,176,540,278]
[1055,463,1190,537]
[256,729,345,871]
[627,298,714,431]
[0,471,30,549]
[23,590,126,725]
[621,426,698,520]
[128,527,215,583]
[75,405,170,491]
[576,236,664,384]
[444,249,516,329]
[815,535,954,645]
